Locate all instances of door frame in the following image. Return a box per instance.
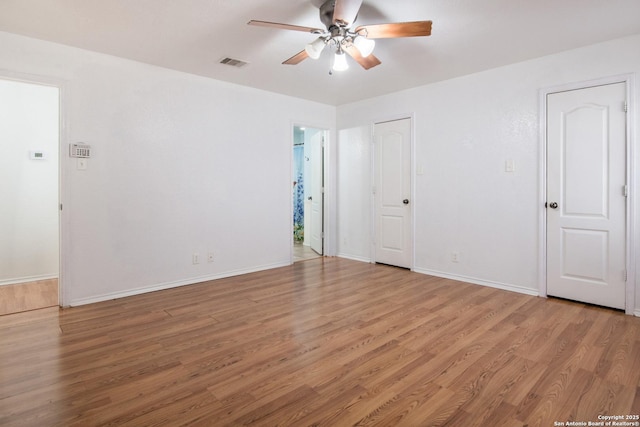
[290,122,331,263]
[370,114,416,270]
[538,74,636,314]
[0,69,68,307]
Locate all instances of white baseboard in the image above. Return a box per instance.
[0,274,58,287]
[634,309,640,317]
[337,253,371,263]
[413,268,540,297]
[67,261,291,307]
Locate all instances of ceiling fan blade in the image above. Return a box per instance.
[333,0,363,26]
[283,50,309,65]
[356,21,432,38]
[344,45,381,70]
[248,20,324,34]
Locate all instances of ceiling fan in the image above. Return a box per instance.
[248,0,432,71]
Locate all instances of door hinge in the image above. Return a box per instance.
[321,232,325,239]
[624,270,627,281]
[60,203,63,211]
[624,102,628,113]
[321,187,325,194]
[623,185,628,197]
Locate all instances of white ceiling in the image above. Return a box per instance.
[1,0,640,105]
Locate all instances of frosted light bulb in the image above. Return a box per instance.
[332,51,349,71]
[353,36,375,57]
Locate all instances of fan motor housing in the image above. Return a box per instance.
[319,1,334,28]
[320,0,349,28]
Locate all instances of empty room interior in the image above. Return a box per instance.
[1,1,640,425]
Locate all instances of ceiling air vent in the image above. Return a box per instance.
[219,57,249,68]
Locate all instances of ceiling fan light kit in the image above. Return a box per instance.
[352,34,375,58]
[248,0,432,71]
[332,48,349,71]
[304,37,326,59]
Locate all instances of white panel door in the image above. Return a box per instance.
[310,130,324,255]
[547,82,627,309]
[374,118,412,268]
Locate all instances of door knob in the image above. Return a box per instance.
[549,202,558,209]
[403,199,410,205]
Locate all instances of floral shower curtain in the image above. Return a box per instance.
[293,145,305,242]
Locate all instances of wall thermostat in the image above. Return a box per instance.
[69,143,92,158]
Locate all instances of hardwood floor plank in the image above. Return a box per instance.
[0,306,59,328]
[597,322,640,387]
[290,384,369,426]
[535,367,597,425]
[355,381,443,426]
[569,375,636,422]
[114,389,221,427]
[225,385,319,426]
[1,258,639,426]
[330,388,400,427]
[632,386,640,414]
[455,356,539,426]
[0,278,58,315]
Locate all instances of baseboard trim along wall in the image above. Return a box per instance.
[67,260,637,315]
[413,268,540,297]
[0,274,58,287]
[336,253,371,263]
[67,261,291,307]
[334,258,541,298]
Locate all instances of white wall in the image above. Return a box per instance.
[0,79,59,285]
[0,31,335,305]
[1,29,638,314]
[336,34,640,313]
[336,126,371,262]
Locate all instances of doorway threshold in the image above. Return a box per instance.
[294,242,321,262]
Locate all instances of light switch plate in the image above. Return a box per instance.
[505,159,515,172]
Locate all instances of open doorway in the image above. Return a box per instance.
[293,125,325,262]
[0,77,60,315]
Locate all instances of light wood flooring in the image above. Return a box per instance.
[0,278,58,315]
[293,242,321,262]
[1,258,639,426]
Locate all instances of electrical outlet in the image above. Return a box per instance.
[207,253,214,263]
[451,252,459,263]
[192,253,200,265]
